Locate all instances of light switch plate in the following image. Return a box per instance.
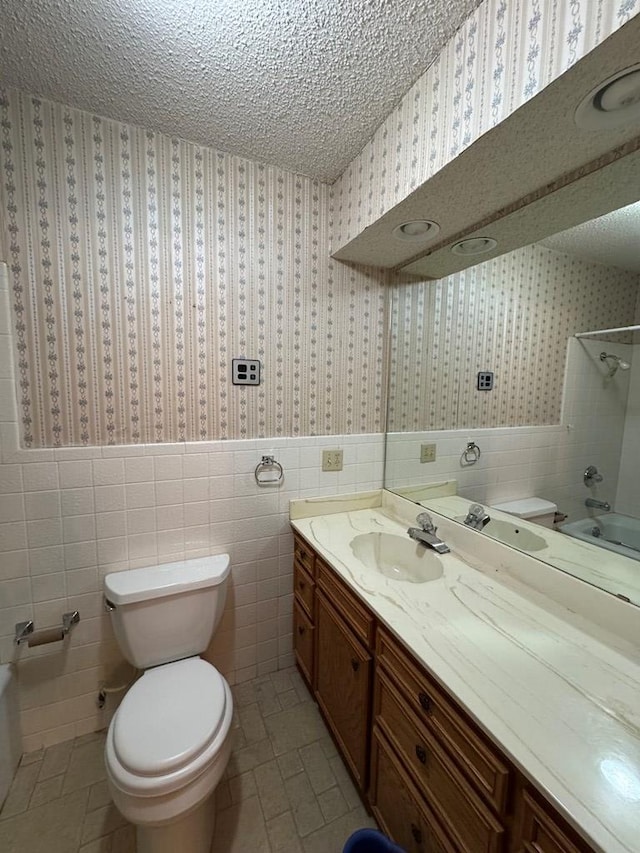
[322,449,343,472]
[232,358,261,385]
[420,443,436,463]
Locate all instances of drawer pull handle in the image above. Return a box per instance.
[415,744,427,764]
[410,823,422,844]
[298,626,305,636]
[351,659,360,672]
[298,580,306,589]
[418,691,431,713]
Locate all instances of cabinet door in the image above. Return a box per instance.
[370,728,455,853]
[315,590,372,789]
[515,790,589,853]
[293,599,315,689]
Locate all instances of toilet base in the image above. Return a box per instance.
[136,791,216,853]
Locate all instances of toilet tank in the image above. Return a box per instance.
[104,555,230,668]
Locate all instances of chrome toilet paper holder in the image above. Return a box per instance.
[15,610,80,646]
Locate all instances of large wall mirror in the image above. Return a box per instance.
[385,200,640,607]
[383,34,640,608]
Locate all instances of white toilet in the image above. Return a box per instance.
[103,555,233,853]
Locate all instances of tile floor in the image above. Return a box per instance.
[0,666,377,852]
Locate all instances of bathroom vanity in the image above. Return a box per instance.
[290,492,640,853]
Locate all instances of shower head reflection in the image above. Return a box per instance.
[600,351,631,377]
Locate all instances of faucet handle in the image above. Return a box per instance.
[584,465,603,486]
[468,503,485,517]
[416,512,436,533]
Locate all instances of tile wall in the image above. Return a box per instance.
[0,263,384,752]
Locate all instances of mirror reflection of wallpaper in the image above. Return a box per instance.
[387,244,640,431]
[0,89,388,448]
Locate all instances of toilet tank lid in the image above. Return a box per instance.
[490,498,557,518]
[105,555,230,605]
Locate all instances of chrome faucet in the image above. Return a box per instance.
[407,513,450,554]
[585,498,611,511]
[463,503,491,530]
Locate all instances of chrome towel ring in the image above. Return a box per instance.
[254,455,284,486]
[461,441,481,465]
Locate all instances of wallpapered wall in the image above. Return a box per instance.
[331,0,638,250]
[0,89,388,448]
[388,244,640,431]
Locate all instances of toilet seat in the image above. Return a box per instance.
[106,658,232,799]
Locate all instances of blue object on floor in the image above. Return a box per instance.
[343,828,406,853]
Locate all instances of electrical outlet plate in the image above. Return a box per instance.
[420,443,436,463]
[322,449,343,472]
[232,358,261,385]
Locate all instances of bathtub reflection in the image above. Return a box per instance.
[560,513,640,563]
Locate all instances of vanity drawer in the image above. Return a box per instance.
[377,626,509,812]
[517,789,588,853]
[316,556,375,649]
[293,600,315,688]
[294,559,315,618]
[375,669,505,853]
[370,728,456,853]
[293,533,315,575]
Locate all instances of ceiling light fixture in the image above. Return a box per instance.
[392,220,440,242]
[575,63,640,130]
[451,237,497,256]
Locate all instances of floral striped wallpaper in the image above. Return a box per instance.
[331,0,639,250]
[388,244,640,431]
[0,89,388,447]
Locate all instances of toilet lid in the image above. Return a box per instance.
[113,658,227,777]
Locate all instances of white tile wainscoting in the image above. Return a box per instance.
[0,264,384,752]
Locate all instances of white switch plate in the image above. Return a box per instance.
[420,443,436,463]
[322,449,343,472]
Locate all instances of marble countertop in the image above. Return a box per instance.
[418,492,640,606]
[290,491,640,853]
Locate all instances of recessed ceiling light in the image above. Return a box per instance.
[575,63,640,131]
[392,219,440,242]
[451,237,497,256]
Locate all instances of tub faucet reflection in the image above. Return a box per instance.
[585,498,611,511]
[407,513,450,554]
[463,503,491,530]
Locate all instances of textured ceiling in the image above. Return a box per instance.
[540,201,640,274]
[0,0,481,182]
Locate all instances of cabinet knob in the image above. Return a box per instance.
[351,659,360,672]
[415,744,427,764]
[298,626,305,636]
[418,691,431,713]
[410,823,422,844]
[298,580,305,589]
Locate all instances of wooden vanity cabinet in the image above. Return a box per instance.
[292,534,316,689]
[512,788,592,853]
[372,630,507,853]
[371,728,456,853]
[291,531,596,853]
[315,556,375,790]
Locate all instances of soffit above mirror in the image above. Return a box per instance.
[332,15,640,277]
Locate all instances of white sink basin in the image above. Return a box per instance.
[484,519,548,551]
[350,532,444,583]
[455,517,548,551]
